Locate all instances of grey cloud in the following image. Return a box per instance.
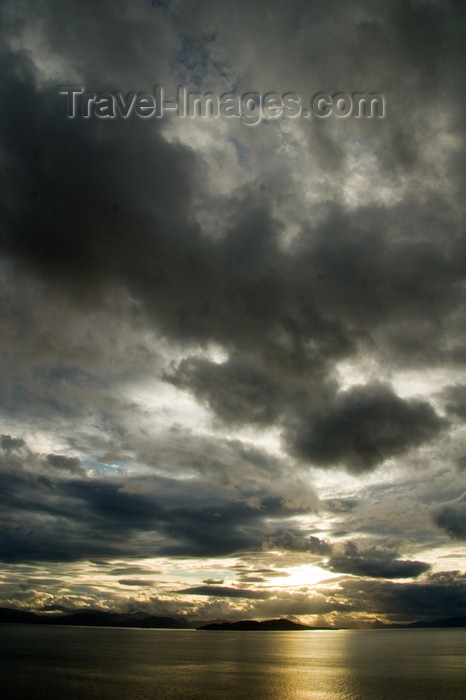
[0,31,461,475]
[432,493,466,540]
[457,458,466,472]
[323,498,359,513]
[262,531,431,579]
[141,431,283,484]
[1,1,465,369]
[110,566,159,576]
[1,436,26,451]
[0,45,353,384]
[291,383,444,472]
[3,567,464,626]
[444,384,466,419]
[133,430,320,514]
[0,435,84,480]
[323,476,459,545]
[1,0,466,623]
[1,53,200,309]
[177,586,270,599]
[234,568,290,581]
[0,434,315,563]
[2,0,179,91]
[165,355,297,426]
[46,454,82,474]
[236,576,266,583]
[238,591,353,620]
[168,365,444,475]
[327,555,429,579]
[263,530,332,555]
[321,571,466,623]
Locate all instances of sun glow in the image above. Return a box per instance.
[273,564,338,588]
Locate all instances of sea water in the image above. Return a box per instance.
[1,624,465,699]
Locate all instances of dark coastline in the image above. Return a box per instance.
[1,607,465,631]
[197,618,336,630]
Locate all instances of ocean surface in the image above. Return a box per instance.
[0,624,465,699]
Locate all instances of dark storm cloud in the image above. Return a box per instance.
[431,493,466,540]
[110,566,159,576]
[457,458,466,472]
[323,498,359,513]
[327,554,429,579]
[234,590,353,620]
[168,361,445,472]
[177,585,271,599]
[262,530,332,555]
[2,0,178,91]
[0,435,315,563]
[262,531,430,579]
[1,0,465,363]
[0,18,455,476]
[292,201,466,358]
[0,434,85,477]
[252,571,466,624]
[443,384,466,419]
[130,429,320,517]
[232,567,290,582]
[291,383,444,472]
[319,473,464,547]
[143,431,284,485]
[0,473,256,561]
[1,436,26,450]
[0,51,201,309]
[238,572,465,624]
[1,0,466,621]
[165,355,299,426]
[236,576,266,583]
[322,571,466,622]
[45,454,82,474]
[0,44,352,383]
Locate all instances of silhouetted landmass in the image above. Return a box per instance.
[197,618,335,631]
[0,608,40,624]
[0,607,190,628]
[1,608,465,630]
[409,617,466,628]
[372,616,466,629]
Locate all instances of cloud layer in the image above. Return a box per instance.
[0,0,465,625]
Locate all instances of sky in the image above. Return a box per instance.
[0,0,465,627]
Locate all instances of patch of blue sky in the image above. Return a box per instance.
[171,33,230,89]
[82,458,122,475]
[151,0,178,13]
[229,137,249,168]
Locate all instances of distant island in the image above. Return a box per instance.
[197,618,336,631]
[0,607,465,630]
[0,607,189,629]
[371,616,466,629]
